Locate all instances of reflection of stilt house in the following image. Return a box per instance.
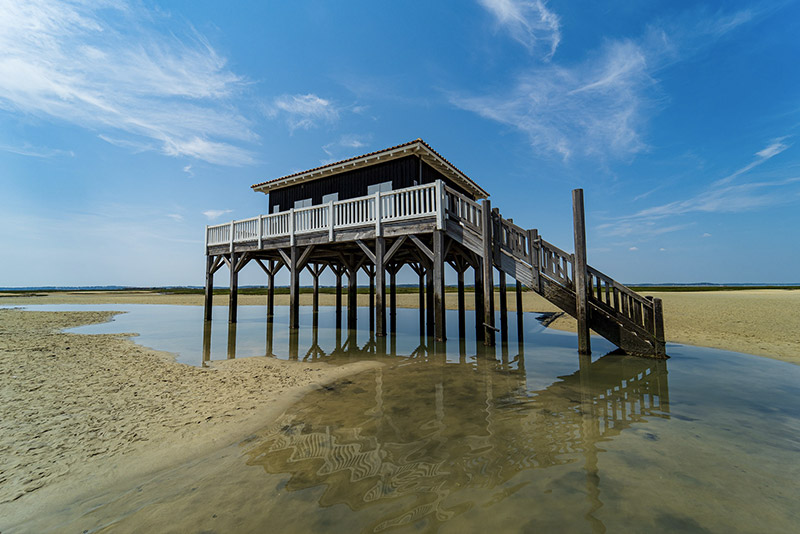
[204,139,666,356]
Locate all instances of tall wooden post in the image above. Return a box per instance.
[389,265,397,333]
[418,267,425,336]
[481,199,495,345]
[375,237,386,337]
[499,270,508,343]
[228,252,238,324]
[516,280,524,342]
[573,188,591,354]
[653,297,666,357]
[368,266,375,332]
[312,263,320,315]
[426,266,434,336]
[457,265,466,339]
[474,258,485,343]
[289,246,299,330]
[347,262,358,331]
[335,267,343,329]
[433,230,446,342]
[267,260,275,322]
[204,254,214,322]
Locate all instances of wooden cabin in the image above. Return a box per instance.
[204,139,667,358]
[251,139,488,213]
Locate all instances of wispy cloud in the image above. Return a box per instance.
[453,6,755,161]
[600,139,798,239]
[478,0,561,58]
[452,39,653,160]
[182,165,193,176]
[166,213,184,222]
[712,138,790,186]
[322,134,371,158]
[264,93,339,131]
[0,0,257,165]
[203,209,232,221]
[0,141,74,158]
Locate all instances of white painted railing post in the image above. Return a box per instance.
[289,208,295,246]
[229,220,234,252]
[375,191,382,236]
[328,201,335,241]
[258,215,263,249]
[204,225,209,253]
[435,179,445,230]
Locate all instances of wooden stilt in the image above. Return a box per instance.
[334,265,343,329]
[426,266,434,336]
[573,189,591,354]
[312,263,320,314]
[375,237,386,337]
[433,230,446,341]
[474,256,485,343]
[228,253,238,324]
[204,254,214,322]
[289,246,299,330]
[417,265,425,335]
[457,264,466,339]
[389,264,397,333]
[516,280,524,342]
[347,260,357,330]
[499,270,508,343]
[367,265,375,331]
[481,199,495,345]
[267,259,275,321]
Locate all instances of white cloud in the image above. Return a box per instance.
[629,246,639,251]
[167,213,184,222]
[322,134,371,158]
[454,7,755,162]
[203,209,232,221]
[0,142,73,158]
[182,165,193,176]
[264,93,339,131]
[478,0,561,58]
[702,232,712,238]
[659,248,666,251]
[0,0,256,165]
[713,137,790,186]
[452,39,652,160]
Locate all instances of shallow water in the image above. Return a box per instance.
[8,304,800,532]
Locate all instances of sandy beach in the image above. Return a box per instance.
[0,307,379,527]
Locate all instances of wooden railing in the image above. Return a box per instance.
[445,187,482,233]
[206,182,443,248]
[538,240,574,288]
[496,216,530,263]
[587,265,655,332]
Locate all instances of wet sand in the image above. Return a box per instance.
[0,308,379,527]
[3,288,799,364]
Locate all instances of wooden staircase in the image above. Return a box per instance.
[444,188,667,358]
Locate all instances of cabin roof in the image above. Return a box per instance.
[251,138,490,199]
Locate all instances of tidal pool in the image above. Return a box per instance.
[10,304,800,532]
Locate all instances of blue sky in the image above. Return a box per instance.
[1,0,798,287]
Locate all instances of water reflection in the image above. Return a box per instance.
[235,338,668,532]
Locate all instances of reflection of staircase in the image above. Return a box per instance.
[444,188,667,357]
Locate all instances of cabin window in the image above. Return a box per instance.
[367,181,393,195]
[322,193,339,204]
[294,198,312,209]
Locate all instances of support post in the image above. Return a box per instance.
[653,297,666,357]
[368,266,375,331]
[573,188,591,354]
[228,253,238,324]
[289,246,299,330]
[418,267,425,335]
[312,263,320,315]
[426,266,434,336]
[433,230,446,341]
[375,237,386,336]
[457,265,466,339]
[481,199,495,345]
[335,267,343,329]
[204,254,214,322]
[389,265,397,333]
[499,270,508,343]
[347,261,357,330]
[474,258,485,343]
[516,280,524,342]
[267,260,275,322]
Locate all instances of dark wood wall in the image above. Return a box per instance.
[267,155,475,212]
